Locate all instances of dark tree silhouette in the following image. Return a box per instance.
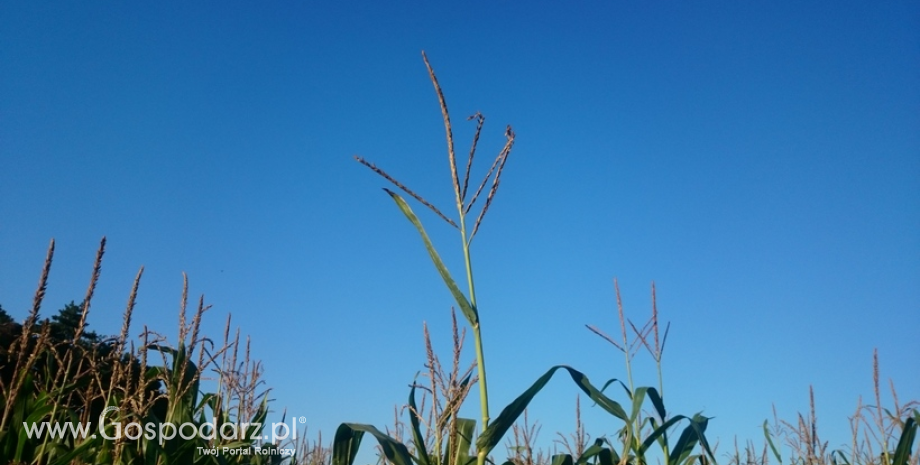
[0,301,163,424]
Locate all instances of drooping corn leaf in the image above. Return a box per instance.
[892,413,917,465]
[646,387,667,420]
[476,366,628,456]
[552,454,574,465]
[833,450,851,465]
[639,414,690,456]
[333,423,365,465]
[384,189,478,327]
[667,414,714,465]
[763,419,783,465]
[408,383,432,465]
[577,438,617,465]
[334,423,413,465]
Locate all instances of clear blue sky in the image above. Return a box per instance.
[2,1,918,461]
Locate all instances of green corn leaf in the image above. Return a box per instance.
[333,423,365,465]
[474,364,559,454]
[639,414,689,456]
[146,343,201,413]
[598,445,618,465]
[668,414,713,465]
[50,437,104,465]
[384,189,479,327]
[334,423,414,465]
[646,387,667,420]
[449,418,477,465]
[408,383,432,465]
[695,415,716,463]
[197,392,217,414]
[566,369,629,421]
[476,366,628,455]
[552,454,575,465]
[576,439,607,465]
[22,399,55,425]
[892,413,917,465]
[600,378,628,397]
[577,439,617,465]
[630,387,651,422]
[833,450,851,465]
[763,419,783,465]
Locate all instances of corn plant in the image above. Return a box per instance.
[337,52,717,465]
[749,351,919,465]
[0,238,286,465]
[580,281,715,465]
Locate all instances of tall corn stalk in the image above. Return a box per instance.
[338,52,717,465]
[352,51,513,465]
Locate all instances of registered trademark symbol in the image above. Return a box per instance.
[299,417,306,424]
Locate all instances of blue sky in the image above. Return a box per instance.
[2,0,918,461]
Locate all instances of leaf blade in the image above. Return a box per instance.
[476,366,628,455]
[385,189,478,327]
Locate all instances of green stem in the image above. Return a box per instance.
[620,307,635,465]
[459,215,490,465]
[656,358,670,465]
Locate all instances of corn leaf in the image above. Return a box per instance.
[385,189,478,327]
[892,413,917,465]
[577,439,617,465]
[667,414,714,465]
[334,423,413,465]
[449,418,477,465]
[333,423,365,465]
[764,420,783,465]
[408,383,432,465]
[639,414,690,456]
[552,454,575,465]
[476,366,628,455]
[646,387,667,420]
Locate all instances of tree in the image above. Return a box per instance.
[0,304,14,325]
[1,301,163,423]
[0,303,22,386]
[40,300,101,344]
